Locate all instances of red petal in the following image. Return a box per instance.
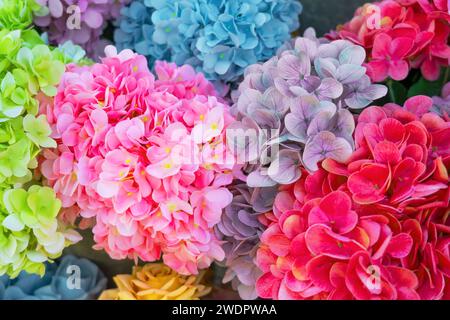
[256,273,280,299]
[305,224,366,259]
[373,141,401,164]
[386,233,414,258]
[306,255,336,291]
[268,234,291,257]
[404,121,428,146]
[379,118,405,143]
[404,95,433,117]
[348,164,390,204]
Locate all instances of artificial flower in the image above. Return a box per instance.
[228,28,387,205]
[0,186,81,278]
[330,0,450,82]
[256,96,449,300]
[99,263,211,300]
[0,0,41,30]
[0,28,84,278]
[0,255,106,300]
[433,82,450,119]
[34,0,132,58]
[39,46,236,275]
[215,184,274,300]
[114,0,303,83]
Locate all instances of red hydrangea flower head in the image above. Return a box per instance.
[256,96,449,300]
[330,0,450,81]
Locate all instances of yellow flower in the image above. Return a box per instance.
[98,263,211,300]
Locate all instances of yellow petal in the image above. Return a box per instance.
[175,287,197,300]
[117,291,137,300]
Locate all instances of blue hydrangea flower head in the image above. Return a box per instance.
[114,0,303,83]
[0,255,106,300]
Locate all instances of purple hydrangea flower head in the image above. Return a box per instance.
[34,0,131,59]
[228,28,387,198]
[432,82,450,119]
[215,184,274,300]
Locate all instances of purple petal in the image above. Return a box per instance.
[83,9,104,29]
[237,88,261,115]
[334,109,356,139]
[278,53,311,80]
[247,169,277,188]
[359,84,388,101]
[307,111,335,137]
[294,37,318,60]
[345,94,372,109]
[336,64,366,84]
[285,112,309,142]
[316,78,343,99]
[267,149,302,184]
[49,0,63,18]
[314,58,337,78]
[250,186,277,213]
[303,131,353,171]
[339,45,366,65]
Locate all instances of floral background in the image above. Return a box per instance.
[0,0,448,301]
[65,0,370,290]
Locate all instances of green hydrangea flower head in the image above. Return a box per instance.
[0,27,85,278]
[0,29,68,119]
[0,185,81,278]
[0,28,86,185]
[0,0,42,30]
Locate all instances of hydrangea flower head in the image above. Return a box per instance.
[256,96,449,300]
[0,255,106,300]
[0,0,41,30]
[0,186,81,278]
[215,184,274,300]
[228,29,387,207]
[114,0,303,83]
[40,46,236,275]
[432,82,450,119]
[34,0,132,59]
[330,0,450,82]
[0,29,84,278]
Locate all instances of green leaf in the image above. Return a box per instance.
[407,73,447,98]
[387,80,407,105]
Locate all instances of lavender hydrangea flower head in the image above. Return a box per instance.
[215,185,274,300]
[34,0,131,59]
[432,82,450,118]
[228,28,387,192]
[114,0,303,83]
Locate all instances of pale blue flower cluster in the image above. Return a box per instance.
[114,0,303,82]
[0,255,106,300]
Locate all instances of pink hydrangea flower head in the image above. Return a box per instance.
[39,46,236,275]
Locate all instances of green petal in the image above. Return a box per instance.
[2,213,25,231]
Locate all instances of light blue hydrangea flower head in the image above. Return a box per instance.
[0,255,106,300]
[114,0,303,83]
